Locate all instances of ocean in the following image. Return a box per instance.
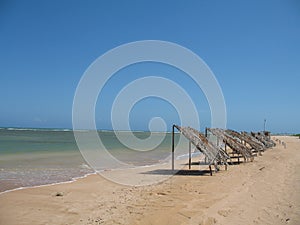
[0,128,191,193]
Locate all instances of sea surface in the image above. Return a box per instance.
[0,128,191,193]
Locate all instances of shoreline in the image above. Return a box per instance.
[0,160,175,194]
[0,128,187,193]
[0,136,299,224]
[0,172,97,196]
[0,149,201,194]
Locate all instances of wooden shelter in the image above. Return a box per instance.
[226,129,264,156]
[241,131,266,151]
[172,125,229,176]
[250,132,276,148]
[206,128,254,163]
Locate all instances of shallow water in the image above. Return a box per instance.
[0,128,189,192]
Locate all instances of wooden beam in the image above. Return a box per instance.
[172,124,175,170]
[189,140,191,169]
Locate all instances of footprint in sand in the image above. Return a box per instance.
[200,217,217,225]
[217,208,232,217]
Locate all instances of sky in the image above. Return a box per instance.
[0,0,299,133]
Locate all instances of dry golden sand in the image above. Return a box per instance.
[0,136,299,225]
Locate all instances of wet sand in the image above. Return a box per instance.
[0,136,299,225]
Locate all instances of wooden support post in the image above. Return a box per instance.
[189,140,191,169]
[172,125,175,170]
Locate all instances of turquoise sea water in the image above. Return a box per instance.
[0,128,187,193]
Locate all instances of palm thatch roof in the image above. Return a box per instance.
[207,128,253,161]
[174,125,229,168]
[250,132,276,148]
[226,129,265,153]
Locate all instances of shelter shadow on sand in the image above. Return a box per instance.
[140,169,212,176]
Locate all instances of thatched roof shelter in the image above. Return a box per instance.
[206,128,254,162]
[172,125,229,175]
[250,132,276,148]
[226,129,264,155]
[241,131,266,150]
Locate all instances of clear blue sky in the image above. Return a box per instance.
[0,0,299,133]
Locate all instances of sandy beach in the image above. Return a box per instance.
[0,135,299,225]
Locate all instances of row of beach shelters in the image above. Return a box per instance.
[172,125,276,175]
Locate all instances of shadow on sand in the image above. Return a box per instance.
[140,169,212,176]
